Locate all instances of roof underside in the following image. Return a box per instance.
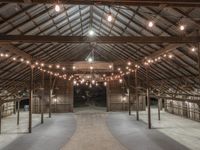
[0,2,200,99]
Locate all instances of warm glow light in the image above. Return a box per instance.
[5,53,9,57]
[90,66,93,70]
[92,80,95,84]
[191,47,196,52]
[12,57,16,61]
[56,64,60,68]
[127,62,131,66]
[55,4,60,12]
[89,29,94,36]
[20,58,24,62]
[49,65,52,68]
[119,79,123,83]
[62,67,66,70]
[107,13,113,22]
[26,60,30,64]
[180,25,185,31]
[104,82,107,86]
[72,66,76,70]
[41,63,44,67]
[148,21,154,27]
[0,53,4,57]
[168,54,173,58]
[88,57,93,63]
[109,65,112,69]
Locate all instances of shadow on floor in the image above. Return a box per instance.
[106,112,191,150]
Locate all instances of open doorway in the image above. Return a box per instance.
[73,82,107,109]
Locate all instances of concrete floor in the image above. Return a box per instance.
[0,107,199,150]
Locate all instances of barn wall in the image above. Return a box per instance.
[165,100,200,121]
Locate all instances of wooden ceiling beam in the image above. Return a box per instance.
[0,35,200,44]
[1,0,200,7]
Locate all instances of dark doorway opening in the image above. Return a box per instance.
[73,82,107,108]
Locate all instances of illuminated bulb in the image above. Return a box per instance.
[109,65,112,69]
[158,57,161,60]
[191,47,196,52]
[90,66,93,70]
[62,67,66,70]
[107,13,113,22]
[163,54,167,57]
[104,82,107,86]
[96,83,98,86]
[0,53,4,57]
[55,4,60,12]
[119,79,123,83]
[88,57,93,63]
[168,54,173,58]
[117,68,121,71]
[72,66,76,70]
[40,63,44,67]
[92,80,95,84]
[148,59,151,63]
[49,65,52,68]
[56,64,60,68]
[26,60,30,64]
[35,62,39,65]
[148,21,154,27]
[180,25,185,31]
[5,53,9,57]
[20,58,24,62]
[127,62,131,66]
[126,66,129,69]
[89,29,94,36]
[12,57,16,61]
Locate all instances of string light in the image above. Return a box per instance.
[62,67,66,71]
[148,21,154,28]
[89,29,94,36]
[12,57,16,61]
[72,66,76,70]
[127,62,131,66]
[168,54,173,58]
[180,25,185,31]
[56,64,60,68]
[48,65,52,68]
[191,47,196,52]
[107,13,113,22]
[109,65,112,69]
[55,4,60,12]
[20,58,24,62]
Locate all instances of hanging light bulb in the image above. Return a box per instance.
[119,79,123,83]
[109,65,112,69]
[104,82,107,86]
[89,29,94,36]
[107,13,113,22]
[148,21,154,28]
[88,57,93,63]
[180,25,185,31]
[72,66,76,70]
[56,64,60,68]
[12,57,16,61]
[55,4,60,12]
[191,47,196,52]
[62,67,66,70]
[92,80,95,84]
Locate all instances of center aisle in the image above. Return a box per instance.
[61,107,127,150]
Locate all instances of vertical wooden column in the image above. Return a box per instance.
[128,74,131,115]
[17,100,20,125]
[29,66,34,133]
[146,67,151,129]
[49,74,52,118]
[158,97,161,120]
[41,71,44,124]
[0,104,2,134]
[135,69,139,120]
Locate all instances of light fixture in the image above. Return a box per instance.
[72,66,76,70]
[20,58,24,62]
[180,25,185,31]
[109,65,112,69]
[168,54,173,58]
[104,82,107,86]
[40,63,44,67]
[55,4,60,12]
[12,57,16,61]
[107,13,113,22]
[92,80,95,84]
[26,60,30,64]
[148,21,154,28]
[49,65,52,68]
[62,67,66,70]
[56,64,60,68]
[0,53,4,57]
[191,47,196,52]
[119,79,123,83]
[35,62,39,65]
[88,57,93,63]
[90,66,93,70]
[89,29,94,36]
[5,53,9,57]
[127,62,131,66]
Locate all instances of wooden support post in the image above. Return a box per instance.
[146,67,151,129]
[17,100,20,125]
[49,74,52,118]
[41,72,44,124]
[135,69,139,120]
[0,104,2,134]
[158,98,161,120]
[28,66,34,133]
[128,74,131,115]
